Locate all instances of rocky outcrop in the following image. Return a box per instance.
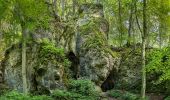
[76,3,120,86]
[0,3,121,93]
[0,41,69,93]
[115,47,142,90]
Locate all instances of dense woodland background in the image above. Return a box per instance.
[0,0,170,100]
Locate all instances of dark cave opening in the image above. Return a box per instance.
[67,51,79,79]
[101,70,116,92]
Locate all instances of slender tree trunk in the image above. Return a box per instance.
[22,27,28,94]
[53,0,58,17]
[141,0,147,99]
[61,0,65,19]
[118,0,123,47]
[127,0,134,47]
[72,0,76,15]
[158,0,165,49]
[134,0,142,37]
[159,23,162,48]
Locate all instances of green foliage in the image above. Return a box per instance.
[51,79,100,100]
[79,17,116,57]
[67,79,99,97]
[121,92,139,100]
[146,47,170,83]
[52,89,98,100]
[13,0,51,30]
[109,90,122,98]
[165,96,170,100]
[0,91,53,100]
[108,90,144,100]
[39,39,71,67]
[40,39,65,59]
[0,80,100,100]
[52,89,83,100]
[145,47,170,94]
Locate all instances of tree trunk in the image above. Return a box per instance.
[158,0,165,49]
[96,0,100,3]
[127,0,134,47]
[118,0,123,47]
[61,0,65,19]
[141,0,147,99]
[72,0,76,15]
[22,27,28,94]
[53,0,59,17]
[159,23,162,48]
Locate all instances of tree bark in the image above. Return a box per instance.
[127,0,134,47]
[22,27,28,94]
[141,0,147,99]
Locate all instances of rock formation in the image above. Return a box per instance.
[0,41,67,93]
[0,3,121,93]
[76,3,120,86]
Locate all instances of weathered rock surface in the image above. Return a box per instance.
[0,3,121,93]
[0,42,67,93]
[76,3,120,86]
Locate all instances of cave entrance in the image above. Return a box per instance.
[101,69,116,92]
[67,51,79,79]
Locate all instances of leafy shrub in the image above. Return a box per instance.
[0,91,30,100]
[108,90,141,100]
[39,39,71,68]
[108,90,122,98]
[51,89,83,100]
[51,89,97,100]
[52,79,100,100]
[68,79,99,97]
[146,47,170,83]
[165,96,170,100]
[0,91,53,100]
[30,95,53,100]
[121,92,139,100]
[146,47,170,93]
[41,40,64,57]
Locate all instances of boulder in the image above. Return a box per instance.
[76,3,120,86]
